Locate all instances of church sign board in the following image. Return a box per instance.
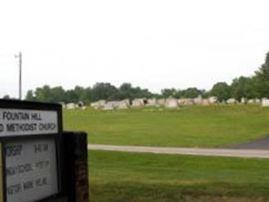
[0,100,66,202]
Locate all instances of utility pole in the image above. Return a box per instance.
[15,52,22,100]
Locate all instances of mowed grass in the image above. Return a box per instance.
[90,150,269,202]
[64,105,269,147]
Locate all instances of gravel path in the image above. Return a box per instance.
[88,144,269,159]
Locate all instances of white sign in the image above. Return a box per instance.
[5,138,58,202]
[0,109,58,136]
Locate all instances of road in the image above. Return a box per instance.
[88,144,269,159]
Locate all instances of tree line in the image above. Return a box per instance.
[23,52,269,103]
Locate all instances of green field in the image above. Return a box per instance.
[89,150,269,202]
[64,105,269,147]
[79,106,269,201]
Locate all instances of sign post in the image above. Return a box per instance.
[0,99,89,202]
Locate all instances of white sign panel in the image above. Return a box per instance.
[5,138,58,202]
[0,109,58,136]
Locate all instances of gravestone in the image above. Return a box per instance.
[227,98,237,104]
[132,99,145,107]
[261,98,269,107]
[165,98,178,108]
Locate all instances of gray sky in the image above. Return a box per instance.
[1,0,269,98]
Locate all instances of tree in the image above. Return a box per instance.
[118,83,153,99]
[50,86,66,102]
[253,52,269,98]
[210,82,231,101]
[118,83,133,99]
[2,95,10,100]
[66,90,78,103]
[182,88,203,98]
[161,88,177,98]
[80,87,92,104]
[25,90,36,101]
[35,85,53,102]
[91,83,119,101]
[230,77,257,100]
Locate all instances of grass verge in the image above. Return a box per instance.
[89,150,269,202]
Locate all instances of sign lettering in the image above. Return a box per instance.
[5,139,58,202]
[0,109,58,136]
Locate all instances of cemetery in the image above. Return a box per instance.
[62,104,269,201]
[2,1,269,200]
[62,96,268,111]
[2,50,269,202]
[64,104,269,148]
[1,98,269,202]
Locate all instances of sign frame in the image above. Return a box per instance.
[0,99,65,202]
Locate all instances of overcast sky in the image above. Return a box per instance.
[1,0,269,98]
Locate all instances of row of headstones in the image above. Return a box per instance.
[61,101,87,109]
[88,97,269,110]
[61,97,269,110]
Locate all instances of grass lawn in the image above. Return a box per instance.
[64,105,269,148]
[89,150,269,202]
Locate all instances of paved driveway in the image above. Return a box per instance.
[230,136,269,150]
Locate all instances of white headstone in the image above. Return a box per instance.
[91,100,106,109]
[227,98,237,104]
[262,98,269,107]
[147,98,157,106]
[208,96,218,104]
[132,99,145,107]
[165,98,178,108]
[118,99,130,109]
[103,101,118,110]
[241,98,247,104]
[157,99,165,106]
[66,103,76,109]
[248,99,254,104]
[202,99,210,106]
[193,96,203,105]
